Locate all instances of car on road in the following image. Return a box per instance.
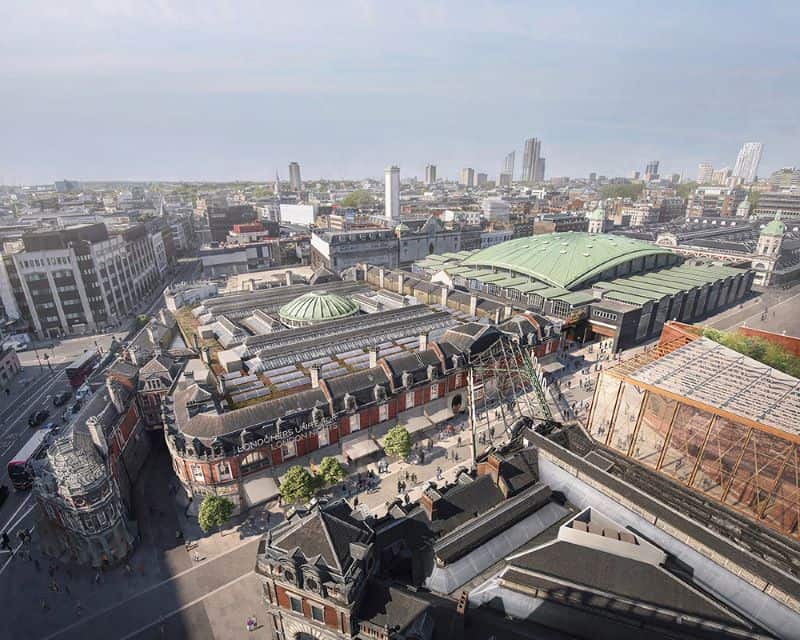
[53,391,72,406]
[28,409,50,427]
[43,421,59,432]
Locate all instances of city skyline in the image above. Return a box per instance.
[1,1,799,184]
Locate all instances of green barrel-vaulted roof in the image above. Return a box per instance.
[278,290,359,325]
[462,232,674,290]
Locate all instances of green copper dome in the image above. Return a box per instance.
[279,290,359,328]
[760,212,786,237]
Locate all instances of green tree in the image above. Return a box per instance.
[316,456,346,486]
[747,190,760,208]
[197,495,235,533]
[599,183,644,201]
[339,190,376,209]
[136,314,150,327]
[383,425,412,460]
[676,181,698,199]
[279,465,316,504]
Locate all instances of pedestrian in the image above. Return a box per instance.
[94,571,101,584]
[397,480,402,494]
[266,510,271,524]
[411,473,417,483]
[353,496,359,508]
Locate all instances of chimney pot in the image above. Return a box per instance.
[310,365,321,388]
[369,347,378,369]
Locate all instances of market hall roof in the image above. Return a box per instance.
[278,290,360,325]
[461,232,675,290]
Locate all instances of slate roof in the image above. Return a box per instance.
[507,540,741,624]
[271,501,373,574]
[355,581,431,632]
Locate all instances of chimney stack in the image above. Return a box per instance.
[504,304,513,320]
[105,377,126,414]
[494,308,501,324]
[441,286,449,309]
[310,365,321,388]
[397,272,405,295]
[285,270,293,287]
[86,416,108,459]
[418,332,428,352]
[369,347,378,369]
[362,263,369,281]
[420,487,441,521]
[469,293,478,317]
[379,267,385,289]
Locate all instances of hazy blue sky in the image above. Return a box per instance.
[2,1,798,184]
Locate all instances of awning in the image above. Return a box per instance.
[341,435,382,462]
[242,472,279,508]
[540,361,565,375]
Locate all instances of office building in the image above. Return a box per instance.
[384,166,400,223]
[732,142,764,183]
[503,151,515,178]
[3,223,169,339]
[424,164,437,185]
[481,197,511,222]
[207,204,257,243]
[589,172,597,182]
[288,162,302,191]
[711,167,732,186]
[631,170,641,180]
[697,162,714,184]
[644,160,660,182]
[769,167,800,190]
[521,137,543,183]
[686,186,747,218]
[754,191,800,219]
[279,204,316,226]
[475,172,488,187]
[459,167,475,188]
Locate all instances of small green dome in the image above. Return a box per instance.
[761,212,785,237]
[279,290,359,327]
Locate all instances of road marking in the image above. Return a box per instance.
[118,571,255,640]
[42,537,260,640]
[0,368,66,438]
[0,493,32,533]
[4,503,35,534]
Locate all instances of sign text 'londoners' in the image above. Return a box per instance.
[235,417,336,453]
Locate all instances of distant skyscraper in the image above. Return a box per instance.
[475,172,488,187]
[384,166,400,222]
[521,138,543,182]
[503,151,515,177]
[631,170,641,180]
[732,142,763,183]
[697,162,714,184]
[644,161,660,182]
[534,158,545,183]
[425,164,437,186]
[589,172,597,182]
[460,168,475,187]
[288,162,302,191]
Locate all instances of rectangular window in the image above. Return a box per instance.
[216,461,232,482]
[310,604,325,622]
[289,596,303,613]
[190,463,205,483]
[350,412,360,432]
[405,391,415,409]
[317,428,329,447]
[282,440,296,459]
[379,403,388,422]
[430,383,439,400]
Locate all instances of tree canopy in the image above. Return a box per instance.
[599,183,644,201]
[197,495,235,533]
[339,189,376,209]
[383,425,412,460]
[676,181,698,200]
[316,456,346,486]
[702,328,800,378]
[280,465,316,504]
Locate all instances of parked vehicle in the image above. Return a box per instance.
[53,391,72,406]
[42,421,59,433]
[28,409,50,428]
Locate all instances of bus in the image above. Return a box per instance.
[7,429,51,490]
[65,350,100,389]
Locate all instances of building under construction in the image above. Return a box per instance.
[588,324,800,540]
